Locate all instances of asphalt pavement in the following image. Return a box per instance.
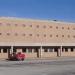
[0,57,75,75]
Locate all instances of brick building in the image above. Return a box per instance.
[0,17,75,59]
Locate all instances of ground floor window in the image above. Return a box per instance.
[22,48,26,53]
[44,49,48,52]
[3,49,7,53]
[28,48,32,53]
[71,48,74,52]
[0,49,1,53]
[48,48,53,52]
[13,49,16,52]
[54,48,58,52]
[65,48,68,52]
[34,48,38,53]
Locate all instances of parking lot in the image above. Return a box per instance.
[0,57,75,75]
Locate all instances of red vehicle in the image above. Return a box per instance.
[8,52,25,61]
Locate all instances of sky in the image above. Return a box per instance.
[0,0,75,22]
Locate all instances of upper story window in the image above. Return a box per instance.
[62,35,64,37]
[22,24,26,27]
[0,33,2,35]
[15,24,18,26]
[7,23,10,26]
[44,34,46,37]
[15,33,18,36]
[29,34,32,36]
[36,25,39,28]
[50,26,52,28]
[0,23,2,26]
[56,26,58,29]
[28,48,32,53]
[73,35,75,38]
[43,25,46,28]
[67,27,70,30]
[62,27,64,29]
[50,34,52,37]
[7,33,10,36]
[30,25,32,27]
[22,33,26,36]
[68,35,70,38]
[56,35,58,37]
[37,34,39,37]
[73,28,75,30]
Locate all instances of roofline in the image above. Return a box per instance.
[0,17,75,24]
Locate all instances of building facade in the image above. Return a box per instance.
[0,17,75,59]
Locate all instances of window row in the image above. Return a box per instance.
[0,23,75,30]
[44,48,75,52]
[0,48,74,53]
[0,33,75,38]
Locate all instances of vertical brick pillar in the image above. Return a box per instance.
[58,46,62,57]
[38,46,42,58]
[11,46,13,54]
[60,46,62,56]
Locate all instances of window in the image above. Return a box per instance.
[56,35,58,37]
[0,23,2,25]
[36,25,39,28]
[34,48,38,52]
[37,34,39,37]
[54,49,58,52]
[22,33,26,36]
[13,49,16,52]
[44,34,46,37]
[73,28,75,30]
[15,24,18,26]
[22,48,26,53]
[30,25,32,27]
[28,48,32,53]
[0,49,1,53]
[44,49,48,52]
[65,48,68,52]
[22,24,26,27]
[67,27,70,30]
[50,34,52,37]
[71,48,74,52]
[68,35,70,38]
[62,27,64,29]
[73,35,75,38]
[15,33,18,36]
[3,49,7,53]
[0,33,2,35]
[48,48,53,52]
[29,34,32,36]
[50,26,52,28]
[7,33,10,36]
[43,25,46,28]
[62,35,64,37]
[56,26,58,29]
[7,23,10,26]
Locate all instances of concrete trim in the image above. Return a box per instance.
[0,42,75,46]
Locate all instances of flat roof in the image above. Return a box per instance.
[0,17,75,25]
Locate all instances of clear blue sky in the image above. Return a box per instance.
[0,0,75,22]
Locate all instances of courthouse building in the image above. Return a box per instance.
[0,17,75,59]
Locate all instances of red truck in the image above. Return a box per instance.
[8,52,25,61]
